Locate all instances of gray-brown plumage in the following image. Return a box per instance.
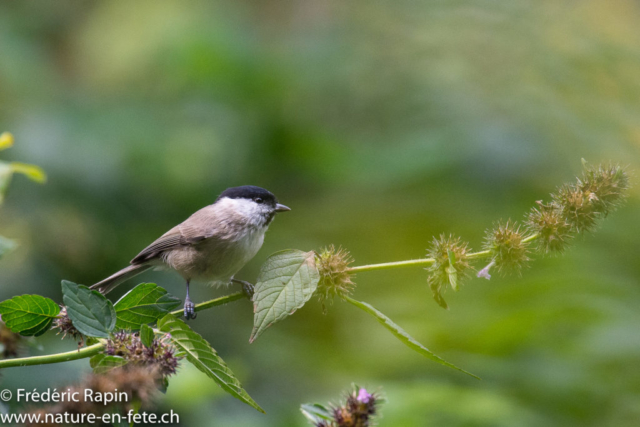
[90,186,290,319]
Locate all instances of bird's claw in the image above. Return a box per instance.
[184,299,197,320]
[242,282,255,300]
[232,279,255,300]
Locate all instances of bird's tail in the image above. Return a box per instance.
[90,264,152,295]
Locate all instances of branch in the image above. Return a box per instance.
[0,342,104,369]
[170,292,246,317]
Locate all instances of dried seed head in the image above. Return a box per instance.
[52,307,84,346]
[577,162,629,216]
[426,235,472,309]
[526,201,573,254]
[105,331,181,378]
[484,220,530,275]
[315,246,355,306]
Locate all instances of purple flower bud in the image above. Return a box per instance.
[477,261,495,280]
[357,388,372,404]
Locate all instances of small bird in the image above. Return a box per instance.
[90,185,290,319]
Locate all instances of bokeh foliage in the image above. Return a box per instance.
[1,0,639,426]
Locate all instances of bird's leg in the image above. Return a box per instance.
[231,278,254,300]
[184,279,197,320]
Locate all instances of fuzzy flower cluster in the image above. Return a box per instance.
[551,162,629,232]
[478,162,628,281]
[105,330,181,378]
[420,161,629,308]
[52,307,84,346]
[315,246,355,308]
[426,234,472,309]
[26,365,160,426]
[315,388,382,427]
[482,220,530,275]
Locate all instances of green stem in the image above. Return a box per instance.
[170,292,246,317]
[347,234,539,273]
[0,342,104,369]
[347,258,435,273]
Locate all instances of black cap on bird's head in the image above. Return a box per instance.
[217,185,291,212]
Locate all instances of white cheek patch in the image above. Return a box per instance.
[222,198,260,216]
[218,197,271,227]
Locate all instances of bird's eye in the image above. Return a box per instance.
[254,197,264,204]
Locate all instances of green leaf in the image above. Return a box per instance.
[0,295,60,336]
[300,403,333,424]
[90,354,128,374]
[114,283,181,330]
[62,280,116,338]
[447,250,459,291]
[342,295,479,379]
[157,314,265,413]
[250,250,320,343]
[429,280,449,310]
[140,324,155,347]
[0,235,17,260]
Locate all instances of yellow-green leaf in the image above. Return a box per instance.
[10,162,47,183]
[0,132,14,151]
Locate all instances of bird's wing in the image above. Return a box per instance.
[130,223,207,264]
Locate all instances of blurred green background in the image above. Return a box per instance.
[1,0,639,426]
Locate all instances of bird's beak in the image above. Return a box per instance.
[275,203,291,212]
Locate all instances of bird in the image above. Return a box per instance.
[90,185,291,319]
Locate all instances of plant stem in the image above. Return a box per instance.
[170,292,246,317]
[0,342,104,369]
[347,258,436,273]
[347,234,539,273]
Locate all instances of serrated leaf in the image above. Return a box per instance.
[140,324,155,347]
[0,235,17,260]
[114,283,181,330]
[343,295,479,379]
[157,314,265,413]
[90,354,128,374]
[0,295,60,336]
[300,403,333,424]
[250,250,319,343]
[62,280,116,338]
